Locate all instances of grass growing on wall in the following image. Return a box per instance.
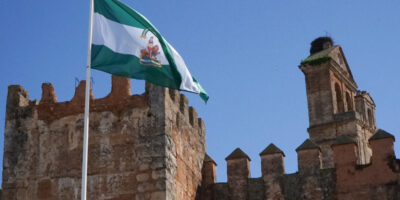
[301,56,331,66]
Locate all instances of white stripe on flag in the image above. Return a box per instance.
[167,43,200,93]
[93,12,200,94]
[92,13,169,65]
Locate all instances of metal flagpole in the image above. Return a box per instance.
[81,0,94,199]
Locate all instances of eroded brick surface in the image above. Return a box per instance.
[200,38,400,200]
[3,39,400,200]
[2,76,206,200]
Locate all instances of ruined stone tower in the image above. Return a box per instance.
[2,76,206,199]
[299,37,376,168]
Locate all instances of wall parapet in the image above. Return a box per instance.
[3,75,206,200]
[332,129,399,198]
[37,76,145,122]
[296,139,322,172]
[5,75,204,129]
[260,143,285,176]
[203,131,400,200]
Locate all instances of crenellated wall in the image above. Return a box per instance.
[2,75,206,200]
[201,133,400,200]
[165,89,206,200]
[332,131,400,200]
[3,37,399,200]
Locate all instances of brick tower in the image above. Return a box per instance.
[2,76,206,200]
[299,37,377,168]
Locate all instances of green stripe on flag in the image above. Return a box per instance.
[92,0,209,103]
[92,44,181,89]
[193,78,209,103]
[94,0,146,29]
[95,0,181,90]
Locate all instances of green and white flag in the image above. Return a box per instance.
[91,0,209,102]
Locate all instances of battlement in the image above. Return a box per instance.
[13,76,197,127]
[4,37,399,200]
[201,130,400,200]
[332,130,400,199]
[6,75,205,135]
[3,75,206,200]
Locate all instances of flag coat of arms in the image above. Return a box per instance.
[91,0,208,102]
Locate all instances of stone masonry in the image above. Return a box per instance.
[2,37,400,200]
[299,37,377,168]
[2,76,206,200]
[199,37,400,200]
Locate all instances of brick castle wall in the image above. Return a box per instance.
[201,135,400,200]
[2,37,400,200]
[2,76,206,200]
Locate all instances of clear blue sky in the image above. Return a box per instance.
[1,0,399,183]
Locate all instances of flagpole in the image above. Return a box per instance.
[81,0,94,199]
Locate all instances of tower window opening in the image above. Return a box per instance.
[346,92,353,111]
[335,83,344,113]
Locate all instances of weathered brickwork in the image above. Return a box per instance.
[2,76,205,200]
[200,38,400,200]
[201,135,399,200]
[2,37,400,200]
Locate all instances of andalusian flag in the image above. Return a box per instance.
[91,0,209,102]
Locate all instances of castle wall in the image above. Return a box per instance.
[332,137,400,200]
[165,90,206,200]
[198,38,400,200]
[203,137,400,200]
[3,38,399,200]
[307,111,370,168]
[202,145,337,200]
[2,76,206,200]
